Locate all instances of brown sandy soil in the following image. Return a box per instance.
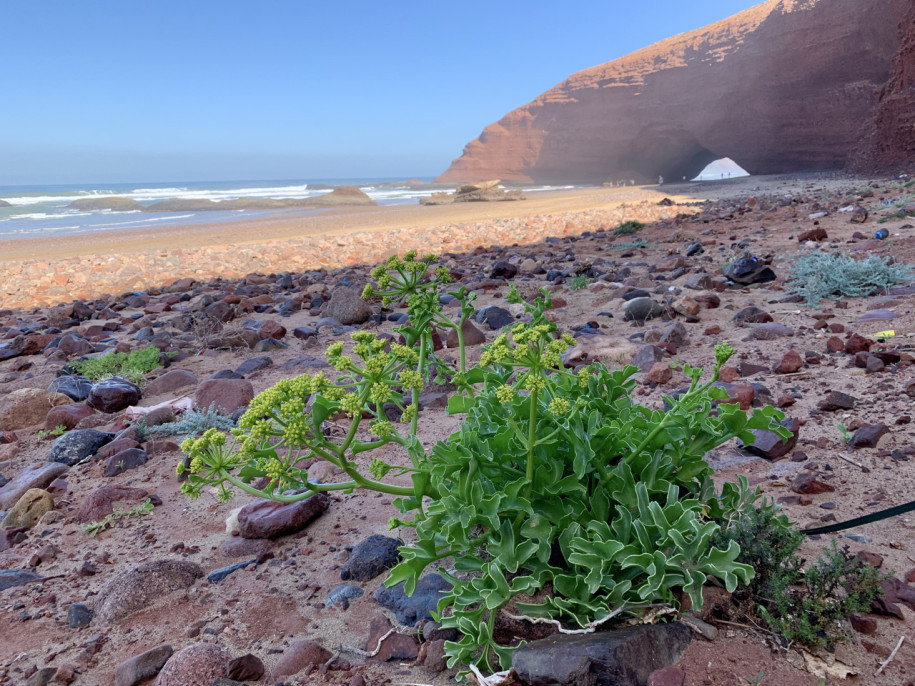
[1,172,915,685]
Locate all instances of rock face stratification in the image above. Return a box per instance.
[437,0,911,184]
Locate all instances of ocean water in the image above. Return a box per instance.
[0,178,576,241]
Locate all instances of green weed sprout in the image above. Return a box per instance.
[71,346,165,385]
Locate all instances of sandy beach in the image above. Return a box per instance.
[0,174,880,311]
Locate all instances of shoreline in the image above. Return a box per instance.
[0,174,886,311]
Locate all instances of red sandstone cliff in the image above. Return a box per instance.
[852,5,915,172]
[438,0,911,184]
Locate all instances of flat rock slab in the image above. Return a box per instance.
[96,559,204,623]
[0,569,42,591]
[512,622,692,686]
[0,462,69,509]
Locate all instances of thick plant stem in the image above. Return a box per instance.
[411,334,427,437]
[524,388,539,500]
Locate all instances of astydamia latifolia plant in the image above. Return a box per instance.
[180,253,792,676]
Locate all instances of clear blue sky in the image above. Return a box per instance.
[0,1,764,185]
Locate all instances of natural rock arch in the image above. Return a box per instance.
[437,0,912,185]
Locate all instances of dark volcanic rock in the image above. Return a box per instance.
[512,623,692,686]
[738,417,800,461]
[47,429,114,466]
[207,559,257,583]
[624,297,663,322]
[104,448,149,477]
[87,376,141,413]
[0,569,42,591]
[490,260,519,279]
[631,344,666,371]
[478,306,515,330]
[227,654,265,682]
[47,375,93,401]
[237,493,330,539]
[67,603,93,629]
[374,573,451,626]
[340,534,401,582]
[115,645,174,686]
[817,390,858,411]
[732,306,773,325]
[724,257,776,285]
[849,423,889,449]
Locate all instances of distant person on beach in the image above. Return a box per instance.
[658,176,664,186]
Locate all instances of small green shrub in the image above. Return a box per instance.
[568,274,590,291]
[610,238,648,251]
[71,346,164,385]
[37,424,67,440]
[614,220,644,235]
[786,252,914,307]
[140,403,236,440]
[714,500,885,648]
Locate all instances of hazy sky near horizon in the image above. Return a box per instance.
[1,1,764,185]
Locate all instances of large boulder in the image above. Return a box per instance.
[95,559,204,623]
[0,389,72,431]
[0,489,54,529]
[153,643,230,686]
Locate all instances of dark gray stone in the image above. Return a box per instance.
[234,356,273,376]
[478,306,515,330]
[47,375,93,401]
[631,344,665,371]
[280,355,330,372]
[87,376,141,413]
[738,417,800,461]
[104,448,148,477]
[850,423,889,449]
[48,429,114,466]
[0,569,42,591]
[817,390,858,411]
[624,298,662,322]
[512,623,692,686]
[490,260,518,279]
[326,584,364,609]
[252,337,288,352]
[115,644,174,686]
[325,286,372,325]
[723,257,776,285]
[67,602,93,628]
[340,534,401,582]
[732,307,773,325]
[207,559,257,583]
[374,573,451,626]
[658,322,688,347]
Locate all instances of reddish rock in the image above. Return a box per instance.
[817,390,857,411]
[849,423,889,449]
[98,438,141,459]
[153,643,230,686]
[695,294,720,309]
[826,336,845,353]
[646,362,673,385]
[144,369,198,397]
[703,325,721,336]
[648,667,686,686]
[44,403,95,430]
[872,577,915,619]
[195,378,254,414]
[77,485,149,523]
[272,640,332,678]
[790,472,835,494]
[237,493,330,539]
[774,349,804,374]
[717,366,739,383]
[849,206,869,223]
[97,559,204,623]
[739,417,800,460]
[227,654,265,682]
[844,333,872,354]
[849,613,877,635]
[718,383,755,411]
[446,319,487,348]
[776,394,796,407]
[365,614,419,662]
[856,551,885,569]
[0,389,72,431]
[258,320,287,340]
[797,228,828,242]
